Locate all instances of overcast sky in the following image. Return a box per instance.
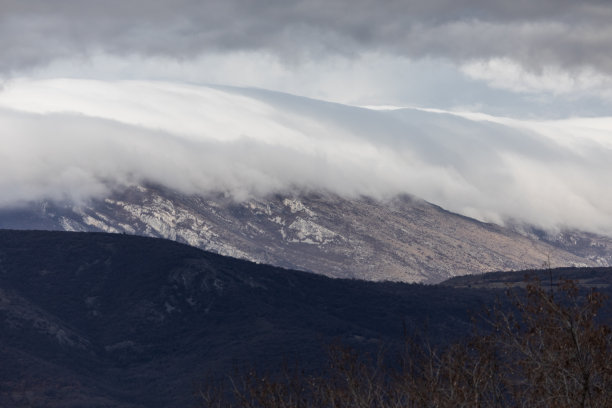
[1,1,612,234]
[3,0,612,114]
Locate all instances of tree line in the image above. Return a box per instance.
[196,278,612,408]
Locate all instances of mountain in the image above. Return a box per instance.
[2,81,612,284]
[1,230,610,407]
[0,229,500,407]
[1,185,611,283]
[442,265,612,293]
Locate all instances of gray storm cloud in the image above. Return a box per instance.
[1,79,612,235]
[1,0,612,77]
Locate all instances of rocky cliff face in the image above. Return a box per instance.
[1,185,610,283]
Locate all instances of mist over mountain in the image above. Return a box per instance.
[1,79,612,237]
[2,1,612,406]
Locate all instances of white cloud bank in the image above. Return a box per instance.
[1,78,612,235]
[461,58,612,99]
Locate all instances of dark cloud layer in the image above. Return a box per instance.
[2,0,612,75]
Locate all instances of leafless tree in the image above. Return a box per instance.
[196,278,612,408]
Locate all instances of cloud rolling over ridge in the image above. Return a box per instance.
[1,79,611,235]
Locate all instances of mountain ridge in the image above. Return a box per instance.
[1,185,610,283]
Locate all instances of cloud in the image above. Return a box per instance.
[1,78,612,235]
[2,1,612,77]
[461,58,612,99]
[2,1,612,118]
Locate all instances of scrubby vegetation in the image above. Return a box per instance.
[197,279,612,408]
[1,230,611,407]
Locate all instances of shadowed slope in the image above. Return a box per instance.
[0,229,497,407]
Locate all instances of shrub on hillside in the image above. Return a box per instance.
[196,279,612,408]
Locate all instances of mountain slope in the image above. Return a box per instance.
[0,230,500,407]
[1,185,610,283]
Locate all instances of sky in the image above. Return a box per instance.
[1,0,612,234]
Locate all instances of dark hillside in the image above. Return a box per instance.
[6,231,611,407]
[442,266,612,290]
